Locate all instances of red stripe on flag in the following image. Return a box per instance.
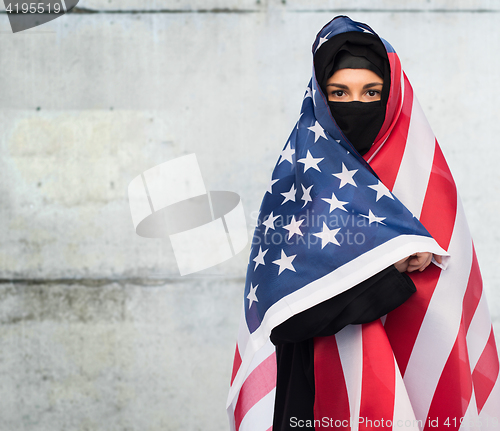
[473,328,500,413]
[367,74,413,191]
[234,352,277,431]
[359,321,395,430]
[313,335,350,429]
[385,257,442,376]
[418,141,457,249]
[374,52,403,146]
[462,249,482,332]
[424,322,472,431]
[385,141,457,375]
[231,343,242,385]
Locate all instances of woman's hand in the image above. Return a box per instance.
[395,253,443,273]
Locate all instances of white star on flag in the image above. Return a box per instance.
[298,150,324,173]
[313,222,341,248]
[361,209,386,225]
[279,142,295,165]
[263,211,280,235]
[304,87,313,100]
[368,180,394,202]
[281,184,297,205]
[267,177,279,194]
[273,249,297,275]
[307,121,328,143]
[312,87,317,106]
[253,246,268,270]
[301,184,313,208]
[322,191,348,213]
[333,163,358,188]
[315,31,331,52]
[283,215,304,240]
[247,283,259,309]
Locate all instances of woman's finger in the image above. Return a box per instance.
[407,252,432,272]
[418,253,433,271]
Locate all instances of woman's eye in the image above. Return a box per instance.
[367,90,379,97]
[332,90,345,97]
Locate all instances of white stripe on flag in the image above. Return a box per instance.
[236,305,250,358]
[336,325,363,431]
[391,95,435,219]
[467,292,494,370]
[393,356,419,430]
[238,388,275,431]
[246,339,276,377]
[228,305,274,408]
[228,337,275,414]
[478,375,500,423]
[458,388,478,431]
[404,196,473,423]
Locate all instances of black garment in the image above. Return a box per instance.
[315,32,390,106]
[327,100,385,156]
[330,50,384,79]
[270,265,416,431]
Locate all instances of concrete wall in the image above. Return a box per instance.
[0,1,499,430]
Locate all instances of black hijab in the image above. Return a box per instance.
[315,32,390,156]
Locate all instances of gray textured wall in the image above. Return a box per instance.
[0,1,499,430]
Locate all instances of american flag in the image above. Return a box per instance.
[227,16,500,431]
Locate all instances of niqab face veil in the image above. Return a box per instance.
[328,100,385,156]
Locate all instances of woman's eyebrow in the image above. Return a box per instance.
[326,83,348,89]
[363,82,383,89]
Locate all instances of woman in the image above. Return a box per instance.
[271,30,445,430]
[227,16,499,431]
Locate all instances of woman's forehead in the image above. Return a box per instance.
[326,68,384,85]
